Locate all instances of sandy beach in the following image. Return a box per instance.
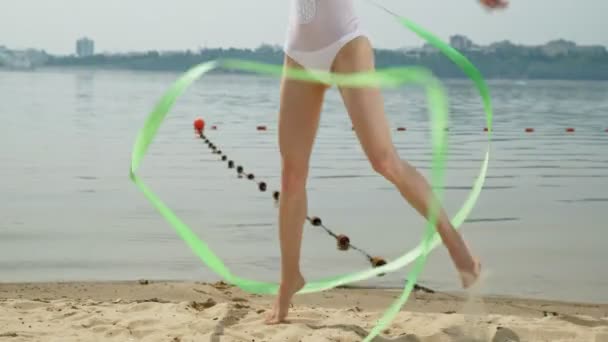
[0,281,606,342]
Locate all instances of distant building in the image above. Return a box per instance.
[488,40,517,53]
[448,35,492,53]
[450,35,474,50]
[400,47,423,59]
[0,46,48,69]
[420,42,438,54]
[76,37,95,57]
[541,39,577,57]
[576,45,607,57]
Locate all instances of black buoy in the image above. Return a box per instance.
[310,217,322,226]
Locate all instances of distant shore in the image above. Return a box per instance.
[3,43,608,80]
[45,47,608,81]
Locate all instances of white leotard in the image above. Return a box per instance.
[284,0,367,73]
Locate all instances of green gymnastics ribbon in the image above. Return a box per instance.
[129,4,493,341]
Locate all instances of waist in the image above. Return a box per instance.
[289,0,357,26]
[287,0,360,51]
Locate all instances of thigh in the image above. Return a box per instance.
[278,55,327,170]
[332,36,395,159]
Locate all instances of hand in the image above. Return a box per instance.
[479,0,509,10]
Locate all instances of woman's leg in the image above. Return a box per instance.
[265,55,328,324]
[332,36,480,287]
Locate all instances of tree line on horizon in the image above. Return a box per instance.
[43,43,608,80]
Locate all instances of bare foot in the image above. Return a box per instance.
[442,230,481,289]
[459,258,481,289]
[264,273,305,325]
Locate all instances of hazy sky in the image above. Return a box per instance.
[1,0,606,54]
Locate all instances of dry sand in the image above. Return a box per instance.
[0,281,606,341]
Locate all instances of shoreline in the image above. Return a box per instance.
[1,280,606,307]
[1,281,606,341]
[4,66,608,83]
[2,279,606,306]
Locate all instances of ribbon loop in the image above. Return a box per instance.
[129,6,493,341]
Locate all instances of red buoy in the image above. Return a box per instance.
[525,128,534,133]
[193,118,205,133]
[566,128,575,133]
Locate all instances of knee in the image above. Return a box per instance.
[281,159,309,193]
[369,149,401,183]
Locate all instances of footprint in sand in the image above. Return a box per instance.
[492,327,520,342]
[11,300,51,311]
[103,327,131,339]
[189,298,217,311]
[220,306,249,328]
[80,317,119,329]
[124,318,161,330]
[0,332,18,338]
[118,302,157,313]
[442,324,494,342]
[306,323,426,342]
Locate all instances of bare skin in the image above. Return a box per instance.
[264,57,327,325]
[265,0,508,325]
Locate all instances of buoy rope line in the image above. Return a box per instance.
[209,125,608,134]
[195,128,437,294]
